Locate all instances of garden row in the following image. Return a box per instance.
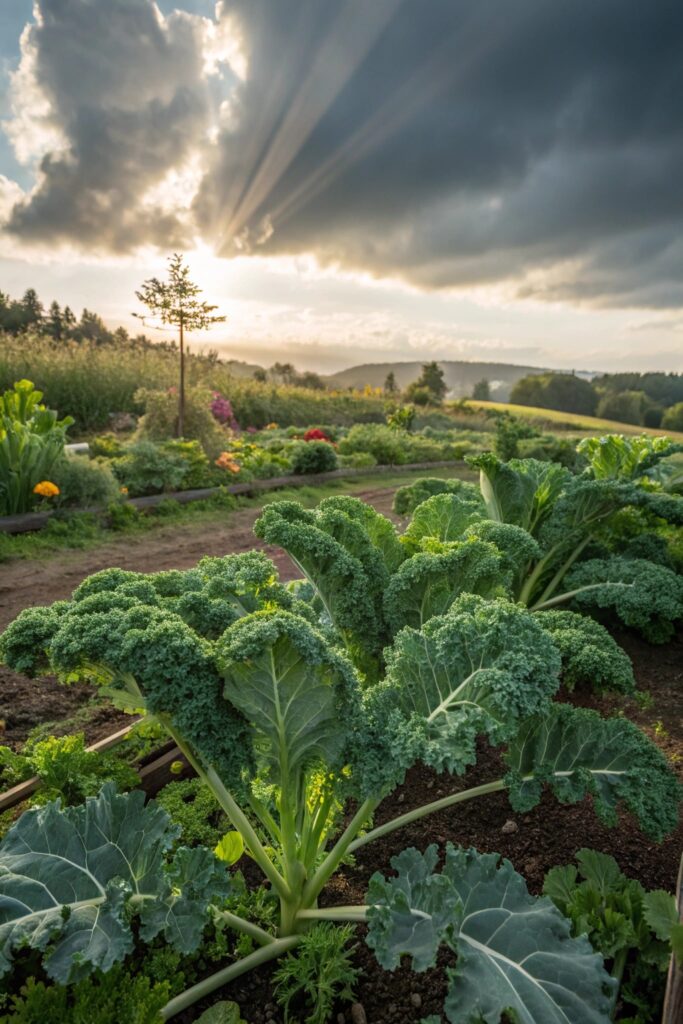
[4,377,650,526]
[0,432,681,1022]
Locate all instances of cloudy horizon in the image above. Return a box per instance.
[1,0,682,374]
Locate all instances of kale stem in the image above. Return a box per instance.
[302,797,378,906]
[160,936,301,1020]
[211,908,276,946]
[347,779,507,853]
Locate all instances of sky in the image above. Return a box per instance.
[1,0,682,375]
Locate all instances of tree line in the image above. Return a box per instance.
[509,370,683,430]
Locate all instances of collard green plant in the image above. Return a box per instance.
[0,503,679,1022]
[0,784,228,983]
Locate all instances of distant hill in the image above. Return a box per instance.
[325,360,571,402]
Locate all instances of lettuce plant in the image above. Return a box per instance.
[0,537,679,1023]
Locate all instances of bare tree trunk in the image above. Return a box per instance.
[178,316,185,438]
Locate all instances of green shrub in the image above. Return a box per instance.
[661,401,683,431]
[338,451,377,468]
[393,475,484,515]
[89,433,126,458]
[112,441,189,496]
[134,386,228,456]
[339,423,407,464]
[291,440,338,475]
[51,455,120,509]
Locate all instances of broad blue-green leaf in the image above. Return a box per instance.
[0,785,227,983]
[366,846,461,971]
[196,1002,247,1024]
[505,704,681,842]
[366,844,613,1024]
[140,845,230,953]
[216,611,362,788]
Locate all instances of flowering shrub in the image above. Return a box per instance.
[303,428,332,443]
[215,452,241,474]
[210,392,240,430]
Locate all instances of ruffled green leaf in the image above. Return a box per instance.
[505,704,681,841]
[534,609,635,693]
[254,500,386,661]
[355,596,560,795]
[393,477,484,517]
[468,454,569,536]
[402,493,486,549]
[216,611,362,788]
[564,556,683,642]
[383,538,504,633]
[366,844,614,1024]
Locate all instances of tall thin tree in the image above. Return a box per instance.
[134,254,225,436]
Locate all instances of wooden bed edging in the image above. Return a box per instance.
[0,460,464,534]
[0,721,139,812]
[662,853,683,1024]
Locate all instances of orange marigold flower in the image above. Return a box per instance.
[215,452,241,473]
[33,481,60,498]
[265,422,278,430]
[120,486,129,495]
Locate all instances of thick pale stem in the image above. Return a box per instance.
[160,936,300,1020]
[205,767,292,901]
[347,780,506,854]
[303,797,378,906]
[531,581,631,612]
[297,906,369,922]
[518,548,557,606]
[533,536,591,607]
[211,908,275,946]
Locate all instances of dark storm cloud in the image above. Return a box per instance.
[4,0,683,307]
[194,0,683,307]
[5,0,215,250]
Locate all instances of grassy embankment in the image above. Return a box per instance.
[464,399,683,441]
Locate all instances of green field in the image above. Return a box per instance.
[463,399,683,441]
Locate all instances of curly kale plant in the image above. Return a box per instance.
[1,532,679,1023]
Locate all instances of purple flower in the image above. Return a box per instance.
[210,393,240,430]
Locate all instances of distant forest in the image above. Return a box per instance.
[510,370,683,430]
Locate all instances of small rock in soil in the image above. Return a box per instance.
[501,819,519,834]
[351,1003,367,1024]
[397,793,405,803]
[410,992,423,1008]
